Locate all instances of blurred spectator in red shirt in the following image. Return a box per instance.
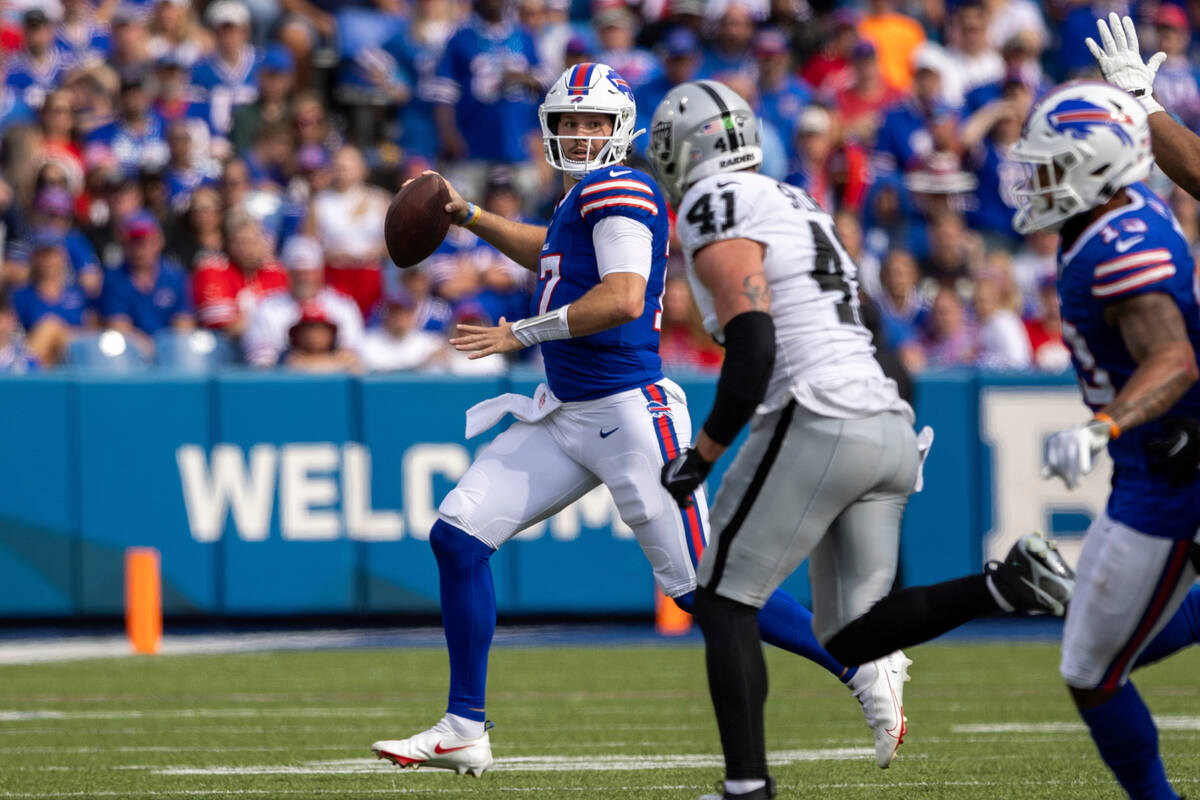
[834,41,905,144]
[802,10,859,95]
[659,274,722,372]
[785,106,870,215]
[1024,275,1071,372]
[244,235,364,367]
[31,89,84,199]
[192,213,288,335]
[310,144,390,317]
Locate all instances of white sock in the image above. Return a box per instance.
[444,713,485,739]
[724,778,767,795]
[847,660,877,694]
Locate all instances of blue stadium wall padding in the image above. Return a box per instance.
[0,369,1079,619]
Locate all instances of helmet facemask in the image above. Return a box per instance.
[539,63,642,178]
[1010,144,1089,234]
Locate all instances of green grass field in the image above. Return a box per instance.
[0,638,1197,799]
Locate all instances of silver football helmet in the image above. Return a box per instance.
[646,79,763,206]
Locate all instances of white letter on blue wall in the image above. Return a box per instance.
[178,444,277,542]
[280,443,340,540]
[343,443,403,541]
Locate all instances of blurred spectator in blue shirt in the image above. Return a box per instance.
[190,1,260,142]
[100,211,194,352]
[230,43,295,155]
[11,235,91,366]
[699,2,757,80]
[163,120,220,214]
[0,81,36,141]
[962,74,1031,248]
[593,5,660,92]
[752,28,811,162]
[152,53,206,133]
[429,0,543,165]
[7,8,69,111]
[9,187,103,300]
[963,31,1047,114]
[873,44,955,180]
[635,29,702,155]
[108,5,154,78]
[381,0,457,162]
[0,292,37,373]
[522,0,573,78]
[86,68,169,179]
[56,0,111,71]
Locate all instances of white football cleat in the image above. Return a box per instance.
[371,718,493,777]
[849,650,911,768]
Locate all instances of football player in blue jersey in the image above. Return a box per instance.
[1010,81,1200,800]
[369,62,915,777]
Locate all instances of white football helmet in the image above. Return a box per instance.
[1009,81,1152,234]
[646,79,762,206]
[539,62,642,177]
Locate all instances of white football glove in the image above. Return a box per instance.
[1085,12,1167,115]
[1042,419,1112,490]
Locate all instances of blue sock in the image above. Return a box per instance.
[1079,682,1179,800]
[429,520,495,723]
[675,588,855,683]
[1134,586,1200,670]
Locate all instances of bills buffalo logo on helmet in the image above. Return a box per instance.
[1047,99,1134,147]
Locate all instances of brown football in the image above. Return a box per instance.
[384,173,452,268]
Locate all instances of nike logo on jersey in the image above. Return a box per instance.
[600,427,620,438]
[609,169,632,177]
[716,180,737,187]
[1114,236,1146,253]
[434,742,472,754]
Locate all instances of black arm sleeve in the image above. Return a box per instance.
[701,310,776,447]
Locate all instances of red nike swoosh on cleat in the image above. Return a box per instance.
[434,742,473,754]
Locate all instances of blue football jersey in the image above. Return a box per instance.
[536,166,670,402]
[1058,182,1200,539]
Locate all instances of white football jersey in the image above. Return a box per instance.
[677,172,913,422]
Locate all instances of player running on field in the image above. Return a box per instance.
[646,81,1081,800]
[369,62,913,777]
[1009,80,1200,800]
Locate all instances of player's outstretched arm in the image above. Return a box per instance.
[1101,292,1199,433]
[1087,13,1200,198]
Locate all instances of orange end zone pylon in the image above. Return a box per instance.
[125,547,162,654]
[655,587,692,636]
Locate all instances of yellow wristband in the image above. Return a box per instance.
[1094,412,1121,440]
[462,203,482,228]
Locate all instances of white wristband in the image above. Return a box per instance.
[511,304,571,346]
[1133,89,1165,116]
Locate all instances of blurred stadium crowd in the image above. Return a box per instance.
[0,0,1197,374]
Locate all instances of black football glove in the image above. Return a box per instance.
[661,447,713,508]
[1144,417,1200,487]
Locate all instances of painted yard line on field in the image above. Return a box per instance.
[4,779,1200,799]
[954,716,1200,734]
[152,749,877,775]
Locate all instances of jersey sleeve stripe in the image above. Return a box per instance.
[1091,265,1176,297]
[580,179,655,197]
[1093,248,1172,278]
[580,196,659,216]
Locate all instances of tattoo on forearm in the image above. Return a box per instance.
[741,273,772,311]
[1105,369,1196,431]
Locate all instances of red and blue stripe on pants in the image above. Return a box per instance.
[642,383,707,566]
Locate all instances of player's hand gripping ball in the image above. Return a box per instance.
[385,173,452,268]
